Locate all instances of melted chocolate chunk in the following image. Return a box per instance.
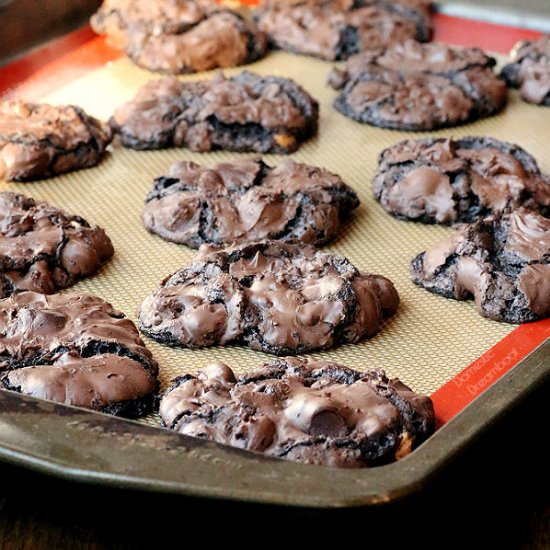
[372,136,550,224]
[254,0,431,61]
[91,0,267,74]
[139,240,399,355]
[110,72,318,154]
[142,157,359,248]
[0,192,114,298]
[501,36,550,106]
[0,100,111,182]
[159,358,434,467]
[0,292,158,416]
[328,40,507,130]
[411,208,550,323]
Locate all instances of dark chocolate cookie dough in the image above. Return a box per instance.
[328,40,507,130]
[372,137,550,224]
[0,100,112,181]
[110,72,318,153]
[139,240,399,355]
[91,0,267,74]
[0,292,158,416]
[142,157,359,248]
[501,35,550,106]
[254,0,431,61]
[411,208,550,323]
[160,358,435,467]
[0,192,114,299]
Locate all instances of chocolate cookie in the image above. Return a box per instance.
[501,36,550,106]
[0,100,112,181]
[254,0,431,61]
[372,137,550,224]
[91,0,267,74]
[328,40,507,130]
[0,192,114,299]
[159,358,434,467]
[411,208,550,323]
[0,292,158,416]
[142,157,359,248]
[139,240,399,355]
[110,72,318,153]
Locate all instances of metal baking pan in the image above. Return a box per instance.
[1,5,549,507]
[0,340,548,507]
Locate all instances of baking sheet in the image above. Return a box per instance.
[3,50,541,427]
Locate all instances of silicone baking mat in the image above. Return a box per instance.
[1,18,549,430]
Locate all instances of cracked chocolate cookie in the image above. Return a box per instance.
[0,100,112,181]
[142,157,359,248]
[372,137,550,224]
[0,192,114,299]
[0,292,158,416]
[110,72,318,153]
[328,40,507,130]
[411,208,550,323]
[159,358,434,467]
[253,0,431,61]
[501,35,550,106]
[91,0,267,74]
[139,240,399,355]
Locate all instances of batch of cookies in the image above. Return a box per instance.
[0,0,549,469]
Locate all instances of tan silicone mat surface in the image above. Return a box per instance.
[3,51,541,425]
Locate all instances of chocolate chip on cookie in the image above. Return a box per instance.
[328,40,507,130]
[160,357,434,467]
[411,208,550,323]
[110,72,318,153]
[501,35,550,106]
[142,157,359,248]
[0,292,158,416]
[139,240,399,355]
[0,192,114,299]
[254,0,431,61]
[91,0,267,74]
[372,137,550,224]
[0,100,111,181]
